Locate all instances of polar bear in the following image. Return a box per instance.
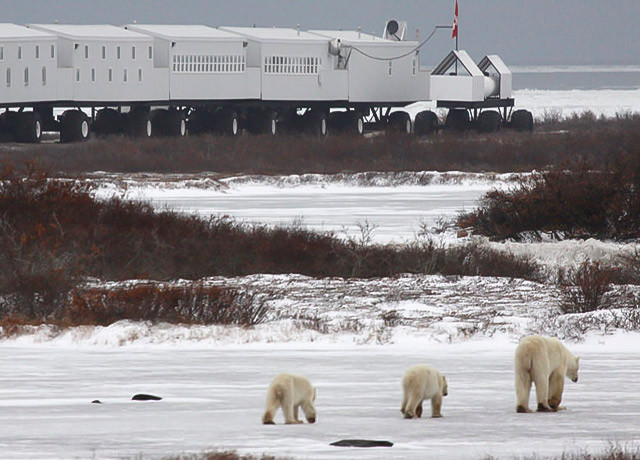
[400,364,448,419]
[514,335,580,413]
[261,373,317,425]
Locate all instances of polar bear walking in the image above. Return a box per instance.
[261,373,317,425]
[401,364,448,419]
[514,335,580,413]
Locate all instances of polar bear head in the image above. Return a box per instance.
[441,375,448,397]
[566,356,580,383]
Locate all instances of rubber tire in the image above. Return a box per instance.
[129,109,152,138]
[414,110,438,136]
[247,110,277,136]
[168,110,187,137]
[93,108,122,136]
[349,111,365,136]
[445,109,470,131]
[511,109,534,132]
[187,108,214,135]
[477,111,502,133]
[387,111,412,134]
[60,110,90,143]
[217,110,240,136]
[13,112,42,143]
[308,111,329,137]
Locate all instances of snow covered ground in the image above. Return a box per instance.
[1,338,640,460]
[5,170,640,459]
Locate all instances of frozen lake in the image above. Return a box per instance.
[1,341,638,459]
[122,180,496,244]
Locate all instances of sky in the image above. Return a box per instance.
[2,0,639,65]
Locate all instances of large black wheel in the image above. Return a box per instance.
[414,110,438,136]
[93,108,123,136]
[445,109,470,131]
[187,108,214,135]
[348,111,365,136]
[307,111,329,137]
[128,108,152,138]
[13,111,42,143]
[167,109,187,137]
[387,111,412,134]
[60,110,90,143]
[150,109,187,137]
[247,110,277,136]
[217,109,240,136]
[477,110,502,133]
[511,109,534,132]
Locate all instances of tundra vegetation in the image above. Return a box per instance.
[1,115,640,333]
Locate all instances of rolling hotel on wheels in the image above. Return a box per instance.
[0,16,532,143]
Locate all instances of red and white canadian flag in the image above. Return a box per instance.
[452,0,459,38]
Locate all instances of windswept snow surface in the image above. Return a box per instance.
[5,172,639,459]
[1,338,640,460]
[95,171,506,244]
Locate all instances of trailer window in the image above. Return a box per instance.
[264,55,320,75]
[388,61,392,76]
[148,46,153,60]
[85,45,89,59]
[117,46,121,59]
[0,46,4,60]
[172,54,245,74]
[123,68,128,82]
[50,45,55,58]
[36,45,40,59]
[42,66,46,85]
[24,67,29,86]
[18,46,22,60]
[108,68,113,82]
[132,46,136,60]
[102,46,106,59]
[91,68,96,82]
[412,58,417,75]
[6,67,10,87]
[76,68,80,82]
[138,68,143,82]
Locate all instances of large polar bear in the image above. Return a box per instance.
[514,335,580,413]
[261,373,317,425]
[401,364,448,419]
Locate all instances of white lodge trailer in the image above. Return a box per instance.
[0,19,533,143]
[0,24,59,142]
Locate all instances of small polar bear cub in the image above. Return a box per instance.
[401,364,448,419]
[514,335,580,413]
[262,373,317,425]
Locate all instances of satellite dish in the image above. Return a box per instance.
[386,20,399,36]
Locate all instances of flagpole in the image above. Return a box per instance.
[454,0,459,74]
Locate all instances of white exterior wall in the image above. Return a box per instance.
[28,25,169,104]
[0,37,59,105]
[63,39,167,103]
[430,75,485,102]
[258,42,347,101]
[342,45,422,103]
[168,40,259,101]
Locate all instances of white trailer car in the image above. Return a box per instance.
[220,26,348,103]
[0,18,532,143]
[0,24,59,142]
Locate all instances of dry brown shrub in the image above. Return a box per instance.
[560,260,613,313]
[64,282,270,327]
